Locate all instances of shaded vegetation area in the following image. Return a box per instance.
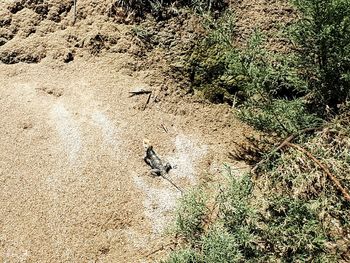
[185,0,350,135]
[112,0,228,20]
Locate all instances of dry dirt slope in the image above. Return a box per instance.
[0,0,253,261]
[0,53,250,262]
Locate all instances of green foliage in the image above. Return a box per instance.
[263,196,329,262]
[239,98,322,134]
[189,13,306,100]
[164,1,350,262]
[166,169,344,262]
[291,0,350,106]
[185,0,350,132]
[255,115,350,261]
[174,189,208,242]
[188,11,238,103]
[167,116,350,262]
[201,227,242,263]
[164,249,200,263]
[188,13,319,135]
[216,176,262,260]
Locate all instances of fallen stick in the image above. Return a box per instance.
[286,142,350,202]
[129,89,152,97]
[161,123,168,133]
[143,93,152,111]
[251,127,320,174]
[73,0,77,25]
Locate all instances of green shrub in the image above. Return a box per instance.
[291,0,350,107]
[164,249,201,263]
[167,172,343,262]
[201,227,242,263]
[239,98,322,135]
[164,2,350,261]
[188,13,307,100]
[185,0,350,132]
[263,196,329,262]
[188,15,319,135]
[174,189,208,243]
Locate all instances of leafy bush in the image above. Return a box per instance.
[187,12,319,135]
[188,12,304,99]
[184,0,350,132]
[291,0,350,107]
[201,227,242,263]
[239,98,322,135]
[263,197,329,261]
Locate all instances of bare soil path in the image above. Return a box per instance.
[0,54,250,262]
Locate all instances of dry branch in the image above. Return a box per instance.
[161,123,168,133]
[143,93,152,111]
[129,89,152,97]
[286,142,350,202]
[251,127,320,173]
[73,0,77,25]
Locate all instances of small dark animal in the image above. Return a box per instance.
[143,139,182,193]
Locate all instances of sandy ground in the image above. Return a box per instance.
[0,53,250,262]
[0,0,257,261]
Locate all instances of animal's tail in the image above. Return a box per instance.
[161,174,183,194]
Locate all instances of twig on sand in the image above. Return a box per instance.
[129,89,152,97]
[73,0,77,25]
[286,142,350,202]
[143,93,152,111]
[161,123,168,133]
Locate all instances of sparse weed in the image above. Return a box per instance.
[164,249,201,263]
[174,189,208,243]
